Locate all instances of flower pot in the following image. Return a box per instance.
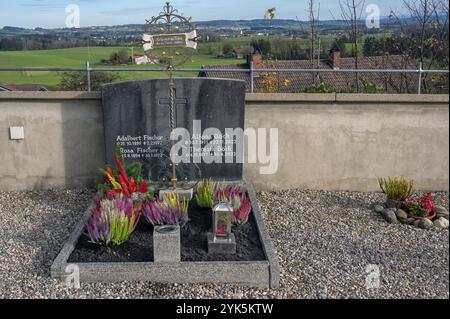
[407,211,436,221]
[153,225,180,263]
[386,199,404,209]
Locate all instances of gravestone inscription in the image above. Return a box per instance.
[102,78,246,184]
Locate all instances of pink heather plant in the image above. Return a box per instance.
[214,184,241,206]
[232,193,252,226]
[142,199,189,227]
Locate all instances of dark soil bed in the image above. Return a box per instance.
[68,198,266,263]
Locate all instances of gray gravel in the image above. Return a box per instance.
[0,188,448,299]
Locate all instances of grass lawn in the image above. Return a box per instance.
[0,46,244,90]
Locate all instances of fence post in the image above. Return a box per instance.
[250,61,254,94]
[417,62,423,95]
[86,61,91,92]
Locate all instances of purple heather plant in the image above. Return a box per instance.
[85,196,141,246]
[143,199,189,227]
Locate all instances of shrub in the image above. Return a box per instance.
[378,177,416,201]
[143,199,189,227]
[85,195,141,246]
[303,80,334,93]
[195,179,216,208]
[59,71,120,91]
[361,79,381,94]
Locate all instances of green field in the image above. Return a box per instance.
[0,46,244,90]
[0,34,381,90]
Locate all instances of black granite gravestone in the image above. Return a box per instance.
[102,78,246,183]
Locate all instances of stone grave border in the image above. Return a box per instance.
[51,182,280,288]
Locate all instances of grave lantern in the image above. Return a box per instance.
[212,202,233,241]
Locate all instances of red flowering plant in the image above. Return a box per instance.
[404,193,436,219]
[97,145,155,201]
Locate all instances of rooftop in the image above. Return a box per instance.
[0,83,48,92]
[200,53,420,93]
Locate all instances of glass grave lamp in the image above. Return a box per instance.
[212,202,233,241]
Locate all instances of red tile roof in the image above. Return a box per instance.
[0,83,48,92]
[200,55,419,93]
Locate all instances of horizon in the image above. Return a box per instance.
[0,0,408,29]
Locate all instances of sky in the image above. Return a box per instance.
[0,0,409,29]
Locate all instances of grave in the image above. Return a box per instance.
[51,2,279,288]
[101,77,245,184]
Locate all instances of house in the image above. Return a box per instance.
[0,84,48,92]
[133,54,159,65]
[231,47,248,59]
[199,48,419,93]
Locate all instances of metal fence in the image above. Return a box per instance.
[0,62,448,94]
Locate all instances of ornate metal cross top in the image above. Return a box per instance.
[143,2,198,188]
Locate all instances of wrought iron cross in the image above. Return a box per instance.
[143,2,196,189]
[158,88,188,128]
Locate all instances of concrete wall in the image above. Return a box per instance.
[244,94,449,191]
[0,92,448,191]
[0,92,105,190]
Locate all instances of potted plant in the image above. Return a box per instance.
[403,193,436,220]
[378,177,416,209]
[142,193,189,263]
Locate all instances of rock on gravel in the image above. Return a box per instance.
[0,188,448,299]
[434,218,449,230]
[396,209,408,220]
[374,205,384,213]
[382,210,398,223]
[418,219,434,230]
[403,218,416,225]
[435,206,449,221]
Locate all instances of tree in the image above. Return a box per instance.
[109,52,120,65]
[250,39,271,55]
[336,0,366,92]
[59,71,121,91]
[222,44,233,56]
[307,0,321,82]
[108,49,130,65]
[118,49,130,64]
[265,8,276,20]
[264,8,276,36]
[391,0,449,93]
[333,37,350,57]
